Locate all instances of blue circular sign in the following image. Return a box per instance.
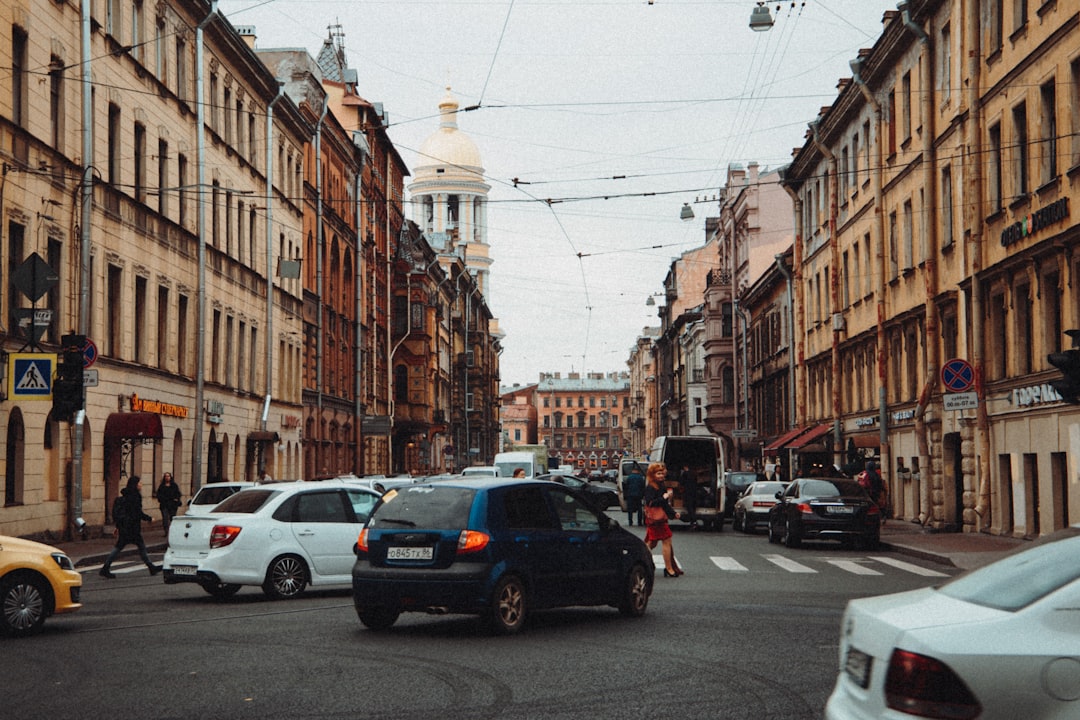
[82,339,98,369]
[941,358,974,393]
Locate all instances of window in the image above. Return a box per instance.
[157,285,168,370]
[941,166,954,247]
[853,243,861,299]
[862,120,872,182]
[211,309,221,383]
[49,57,64,153]
[225,315,234,387]
[177,294,188,376]
[11,27,27,129]
[887,88,897,156]
[211,181,220,247]
[840,146,849,199]
[134,276,147,364]
[1012,103,1029,199]
[131,1,143,64]
[1042,272,1062,361]
[108,104,122,186]
[157,139,168,216]
[851,133,859,189]
[903,200,914,270]
[175,37,187,100]
[107,265,122,357]
[46,240,61,345]
[842,250,850,308]
[988,122,1002,212]
[1071,61,1080,169]
[7,221,24,333]
[1040,80,1057,185]
[988,0,1002,54]
[988,291,1007,380]
[940,23,951,103]
[888,211,898,279]
[1013,0,1027,32]
[178,153,189,227]
[1015,284,1033,375]
[223,86,233,145]
[134,123,147,203]
[237,320,247,391]
[901,71,912,141]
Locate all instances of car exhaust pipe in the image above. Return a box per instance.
[425,606,450,615]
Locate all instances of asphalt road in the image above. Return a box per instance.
[4,527,956,719]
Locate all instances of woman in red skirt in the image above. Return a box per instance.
[643,463,683,577]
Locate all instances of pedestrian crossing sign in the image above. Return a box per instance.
[9,353,55,400]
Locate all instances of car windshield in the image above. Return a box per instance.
[752,482,785,495]
[369,486,476,529]
[212,489,278,513]
[192,486,240,505]
[727,473,757,489]
[937,527,1080,611]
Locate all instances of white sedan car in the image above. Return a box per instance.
[731,480,786,533]
[826,525,1080,720]
[163,480,380,600]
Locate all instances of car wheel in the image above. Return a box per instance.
[783,519,801,548]
[488,575,527,635]
[357,607,400,631]
[618,564,650,617]
[732,511,743,532]
[201,581,242,600]
[262,555,308,600]
[743,515,755,534]
[0,572,49,638]
[767,517,779,544]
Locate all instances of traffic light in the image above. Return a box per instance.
[52,334,85,422]
[1048,329,1080,404]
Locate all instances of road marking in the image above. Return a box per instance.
[869,556,950,577]
[710,556,748,572]
[828,559,882,575]
[763,554,817,573]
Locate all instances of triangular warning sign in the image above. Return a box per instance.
[16,361,49,390]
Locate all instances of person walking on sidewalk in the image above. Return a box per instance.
[100,476,161,578]
[156,472,181,535]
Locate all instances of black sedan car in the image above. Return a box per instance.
[536,472,620,511]
[352,478,654,634]
[766,477,880,549]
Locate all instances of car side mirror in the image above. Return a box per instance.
[775,491,783,500]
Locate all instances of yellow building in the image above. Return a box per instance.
[782,0,1080,537]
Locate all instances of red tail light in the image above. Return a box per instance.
[867,504,881,516]
[795,502,813,514]
[457,530,490,554]
[209,525,242,548]
[752,501,774,508]
[356,528,369,553]
[885,649,981,719]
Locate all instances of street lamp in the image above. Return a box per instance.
[680,203,695,221]
[750,2,775,31]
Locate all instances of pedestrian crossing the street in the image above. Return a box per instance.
[655,553,950,578]
[81,555,164,577]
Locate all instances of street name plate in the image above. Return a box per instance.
[943,392,978,411]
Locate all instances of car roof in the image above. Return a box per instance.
[399,477,549,491]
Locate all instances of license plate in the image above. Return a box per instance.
[172,565,197,576]
[387,546,433,560]
[827,505,855,514]
[844,647,872,688]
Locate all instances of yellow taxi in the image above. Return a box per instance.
[1,535,82,637]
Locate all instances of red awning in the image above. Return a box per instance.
[787,423,832,450]
[763,425,810,453]
[104,412,163,440]
[850,433,880,448]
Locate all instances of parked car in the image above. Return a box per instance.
[352,477,654,634]
[163,480,381,600]
[461,466,501,478]
[185,481,256,516]
[721,471,760,519]
[767,477,880,549]
[732,480,787,533]
[1,535,82,637]
[826,524,1080,720]
[537,472,620,511]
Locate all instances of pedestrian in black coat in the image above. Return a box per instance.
[100,476,161,578]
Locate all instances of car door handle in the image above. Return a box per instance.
[297,530,316,537]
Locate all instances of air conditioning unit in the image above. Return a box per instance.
[832,312,846,331]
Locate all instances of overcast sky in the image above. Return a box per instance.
[220,0,897,388]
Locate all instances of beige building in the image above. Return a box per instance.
[781,0,1080,537]
[1,0,307,537]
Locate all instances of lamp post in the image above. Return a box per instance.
[750,2,775,31]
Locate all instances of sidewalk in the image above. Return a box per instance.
[54,517,1029,571]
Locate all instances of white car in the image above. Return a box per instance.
[731,480,786,533]
[825,524,1080,720]
[184,481,256,516]
[163,480,381,600]
[461,466,501,478]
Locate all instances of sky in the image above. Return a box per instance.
[219,0,898,388]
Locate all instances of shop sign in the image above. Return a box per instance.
[1001,197,1069,247]
[131,393,189,418]
[943,392,978,411]
[1011,382,1065,407]
[281,415,301,429]
[854,416,876,427]
[891,409,915,423]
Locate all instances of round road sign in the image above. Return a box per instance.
[82,339,98,368]
[941,357,974,393]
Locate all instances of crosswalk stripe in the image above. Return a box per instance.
[869,556,950,577]
[710,556,748,572]
[828,559,882,575]
[763,553,816,573]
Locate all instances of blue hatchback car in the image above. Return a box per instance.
[351,478,654,634]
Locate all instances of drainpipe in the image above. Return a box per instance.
[900,1,937,526]
[774,254,796,431]
[809,119,843,469]
[261,79,286,480]
[353,135,366,475]
[732,300,750,431]
[314,97,328,470]
[849,55,890,495]
[192,1,218,492]
[777,166,803,482]
[74,0,95,533]
[963,2,990,524]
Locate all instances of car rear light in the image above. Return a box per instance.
[885,649,981,720]
[209,525,242,548]
[752,501,773,508]
[867,504,881,516]
[457,530,490,554]
[795,502,813,514]
[356,528,369,553]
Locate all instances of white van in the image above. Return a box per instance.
[493,451,543,479]
[461,466,501,478]
[649,435,730,530]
